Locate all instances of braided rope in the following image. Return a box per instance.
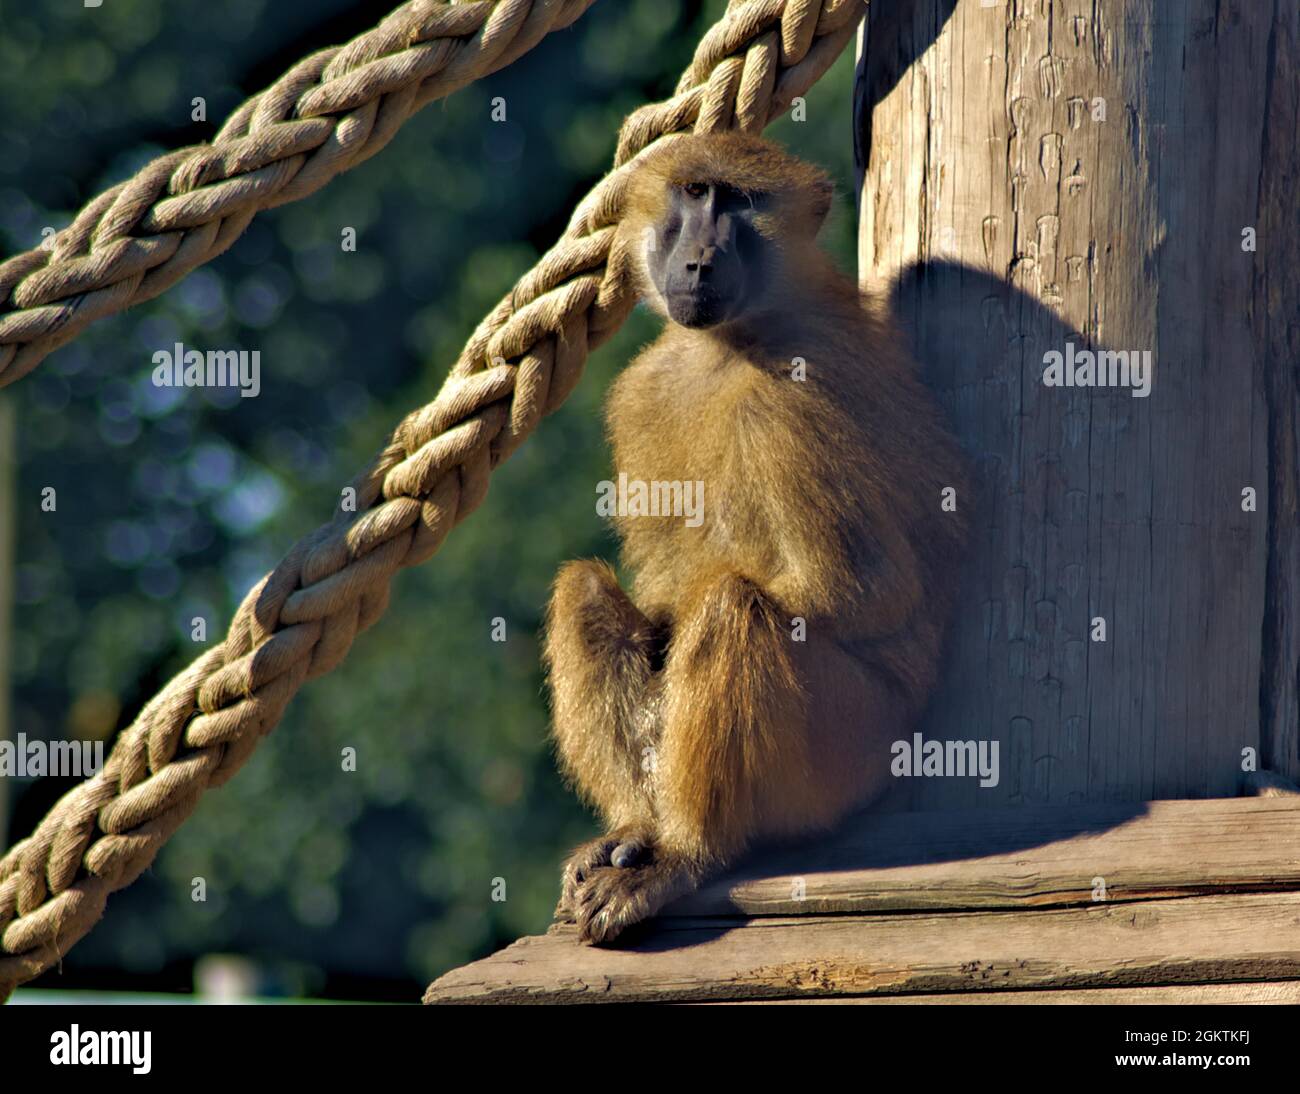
[0,0,597,388]
[0,0,866,999]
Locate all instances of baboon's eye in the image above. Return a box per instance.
[682,182,708,199]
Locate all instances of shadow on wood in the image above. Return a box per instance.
[425,797,1300,1003]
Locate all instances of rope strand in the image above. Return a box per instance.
[0,0,596,388]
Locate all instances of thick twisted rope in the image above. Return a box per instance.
[0,0,597,389]
[0,0,866,999]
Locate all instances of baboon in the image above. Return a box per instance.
[543,132,969,944]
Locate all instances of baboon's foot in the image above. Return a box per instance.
[573,854,695,945]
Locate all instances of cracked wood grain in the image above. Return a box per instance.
[854,0,1298,808]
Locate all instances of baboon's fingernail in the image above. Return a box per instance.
[611,840,644,868]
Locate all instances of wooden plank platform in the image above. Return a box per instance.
[718,982,1300,1004]
[425,798,1300,1004]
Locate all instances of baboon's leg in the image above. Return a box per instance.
[544,559,662,823]
[572,571,904,944]
[574,572,804,943]
[543,560,663,917]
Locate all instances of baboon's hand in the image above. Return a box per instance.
[554,826,655,921]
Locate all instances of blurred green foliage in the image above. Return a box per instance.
[1,0,859,998]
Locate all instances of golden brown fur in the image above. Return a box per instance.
[543,132,969,943]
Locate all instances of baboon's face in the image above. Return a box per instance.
[645,181,768,329]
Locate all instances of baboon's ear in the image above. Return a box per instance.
[809,177,834,230]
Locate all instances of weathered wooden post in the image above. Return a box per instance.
[856,0,1299,810]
